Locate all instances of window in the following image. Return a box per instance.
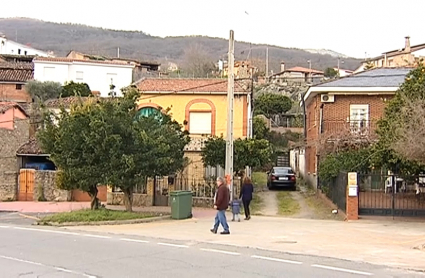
[106,73,117,85]
[189,112,212,134]
[43,67,56,79]
[76,71,84,81]
[15,84,22,90]
[18,49,21,55]
[24,51,27,55]
[136,107,163,122]
[349,104,369,134]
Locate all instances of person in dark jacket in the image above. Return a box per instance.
[240,176,254,220]
[211,177,230,235]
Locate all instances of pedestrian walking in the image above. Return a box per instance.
[230,198,241,222]
[211,176,230,235]
[240,176,254,220]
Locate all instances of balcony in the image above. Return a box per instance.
[321,120,378,138]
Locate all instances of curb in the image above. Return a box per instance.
[19,213,41,221]
[35,215,172,227]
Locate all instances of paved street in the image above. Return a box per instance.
[0,224,423,278]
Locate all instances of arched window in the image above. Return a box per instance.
[136,106,163,121]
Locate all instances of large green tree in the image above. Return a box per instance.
[38,88,189,211]
[371,64,425,173]
[201,137,272,174]
[61,81,92,97]
[254,93,292,119]
[25,80,62,101]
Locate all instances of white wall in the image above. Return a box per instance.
[0,38,50,56]
[34,61,134,97]
[290,148,306,178]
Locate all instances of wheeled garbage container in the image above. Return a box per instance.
[170,191,193,220]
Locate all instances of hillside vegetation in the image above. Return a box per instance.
[0,18,361,72]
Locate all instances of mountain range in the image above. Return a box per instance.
[0,18,362,73]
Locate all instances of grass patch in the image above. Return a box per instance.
[39,209,157,224]
[277,191,300,216]
[252,172,267,189]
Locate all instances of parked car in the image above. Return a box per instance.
[267,167,296,190]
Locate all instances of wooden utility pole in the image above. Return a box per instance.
[225,30,235,199]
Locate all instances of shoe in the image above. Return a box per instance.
[220,231,230,235]
[231,219,235,222]
[244,217,249,220]
[210,229,217,234]
[247,216,251,220]
[238,219,241,222]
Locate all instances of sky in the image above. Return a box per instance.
[0,0,424,59]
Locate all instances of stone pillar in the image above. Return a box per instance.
[346,172,359,220]
[146,178,154,206]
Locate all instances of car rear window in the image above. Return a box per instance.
[275,168,293,174]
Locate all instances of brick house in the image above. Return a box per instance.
[300,67,411,188]
[0,62,33,103]
[0,102,30,200]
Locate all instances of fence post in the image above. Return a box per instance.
[346,172,359,220]
[391,174,395,219]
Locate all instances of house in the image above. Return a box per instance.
[334,68,353,77]
[268,62,324,85]
[299,67,411,188]
[0,35,52,57]
[355,37,425,73]
[0,54,35,64]
[135,78,252,181]
[0,102,30,200]
[66,51,160,81]
[0,62,33,103]
[33,57,134,97]
[221,60,257,78]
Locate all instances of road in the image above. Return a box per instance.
[0,221,422,277]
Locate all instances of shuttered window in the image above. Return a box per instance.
[189,112,212,135]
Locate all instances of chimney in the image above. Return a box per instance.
[405,36,411,52]
[280,61,285,72]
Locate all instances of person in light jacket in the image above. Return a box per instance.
[239,176,254,220]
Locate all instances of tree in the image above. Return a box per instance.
[324,67,338,78]
[254,93,292,119]
[61,81,92,97]
[181,43,216,77]
[201,137,272,174]
[252,116,270,140]
[372,63,425,173]
[38,88,190,211]
[25,80,62,101]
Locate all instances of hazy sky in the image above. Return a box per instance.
[1,0,423,58]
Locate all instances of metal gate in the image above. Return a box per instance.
[359,173,425,217]
[154,176,169,206]
[18,169,35,201]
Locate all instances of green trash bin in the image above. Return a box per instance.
[170,190,193,220]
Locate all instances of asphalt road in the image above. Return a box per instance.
[0,222,423,278]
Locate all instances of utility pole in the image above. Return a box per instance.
[225,30,235,200]
[117,47,120,58]
[265,47,269,77]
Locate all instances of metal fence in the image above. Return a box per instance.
[358,173,425,217]
[321,120,378,136]
[323,172,347,212]
[175,177,242,198]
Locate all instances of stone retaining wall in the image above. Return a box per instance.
[107,192,153,207]
[192,197,214,208]
[34,170,70,201]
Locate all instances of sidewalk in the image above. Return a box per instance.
[64,212,425,271]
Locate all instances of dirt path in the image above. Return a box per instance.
[290,191,317,219]
[256,190,278,216]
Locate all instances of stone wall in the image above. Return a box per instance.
[192,197,214,208]
[107,192,153,207]
[33,170,71,201]
[0,120,30,201]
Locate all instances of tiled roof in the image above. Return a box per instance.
[0,101,28,115]
[316,67,412,87]
[136,78,250,93]
[286,67,324,74]
[33,57,133,66]
[0,63,34,82]
[16,138,45,155]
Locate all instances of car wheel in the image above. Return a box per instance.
[291,185,297,191]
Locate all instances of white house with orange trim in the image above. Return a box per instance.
[33,57,134,97]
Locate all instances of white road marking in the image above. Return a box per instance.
[312,264,373,276]
[200,248,240,256]
[251,255,302,265]
[120,238,149,243]
[157,242,189,248]
[82,234,111,239]
[0,255,97,277]
[13,227,81,235]
[0,225,10,228]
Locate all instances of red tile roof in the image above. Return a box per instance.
[286,66,324,74]
[0,63,34,82]
[0,101,28,116]
[136,78,250,93]
[33,57,133,66]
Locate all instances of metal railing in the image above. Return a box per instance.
[321,120,378,136]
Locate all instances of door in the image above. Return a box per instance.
[154,177,169,206]
[18,169,35,201]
